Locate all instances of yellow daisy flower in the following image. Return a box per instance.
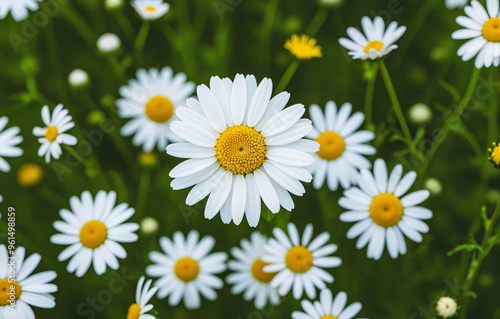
[488,142,500,169]
[284,34,322,60]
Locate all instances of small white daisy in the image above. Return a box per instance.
[117,67,195,152]
[452,0,500,68]
[97,33,121,53]
[339,159,432,260]
[33,104,77,163]
[0,0,41,21]
[292,289,365,319]
[0,245,57,318]
[339,16,406,60]
[226,232,280,309]
[167,74,318,227]
[127,276,158,319]
[0,116,23,173]
[262,223,342,300]
[145,230,227,310]
[132,0,170,20]
[50,190,139,277]
[446,0,469,10]
[307,101,375,191]
[436,296,458,318]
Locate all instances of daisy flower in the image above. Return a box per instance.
[307,101,375,191]
[127,276,158,319]
[167,74,318,227]
[446,0,468,10]
[33,104,77,163]
[339,159,432,260]
[117,67,195,151]
[339,16,406,60]
[292,289,364,319]
[132,0,170,20]
[0,0,42,21]
[145,230,227,309]
[0,245,57,318]
[452,0,500,68]
[226,232,280,309]
[436,296,458,318]
[0,116,23,173]
[488,141,500,169]
[50,190,139,277]
[284,34,323,59]
[262,223,342,300]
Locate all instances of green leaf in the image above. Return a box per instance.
[447,244,480,256]
[438,79,461,103]
[466,290,477,299]
[262,208,276,222]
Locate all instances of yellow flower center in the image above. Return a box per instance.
[285,246,313,273]
[321,316,338,319]
[251,258,277,283]
[364,40,384,54]
[145,6,156,12]
[483,18,500,42]
[45,126,59,142]
[0,279,22,306]
[369,193,404,227]
[145,96,174,123]
[490,143,500,165]
[284,34,323,60]
[79,220,108,249]
[127,303,141,319]
[215,125,267,175]
[174,257,199,282]
[17,163,43,188]
[316,131,345,161]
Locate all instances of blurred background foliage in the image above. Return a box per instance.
[0,0,499,317]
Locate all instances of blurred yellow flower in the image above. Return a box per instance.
[488,142,500,169]
[17,163,43,188]
[138,151,158,168]
[284,34,322,60]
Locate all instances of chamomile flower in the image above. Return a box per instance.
[339,159,432,260]
[452,0,500,68]
[0,117,23,173]
[0,0,42,21]
[436,296,458,318]
[117,67,195,151]
[227,232,280,309]
[167,74,318,227]
[17,163,43,188]
[33,104,77,163]
[0,245,57,318]
[292,289,364,319]
[446,0,468,10]
[97,33,121,53]
[262,223,342,300]
[284,34,323,59]
[307,101,375,191]
[339,16,406,60]
[51,190,139,277]
[127,276,158,319]
[145,230,227,309]
[132,0,170,20]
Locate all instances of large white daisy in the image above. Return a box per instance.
[0,116,23,173]
[117,67,195,152]
[127,276,158,319]
[339,16,406,60]
[226,232,280,309]
[292,289,365,319]
[307,101,375,191]
[262,223,342,300]
[451,0,500,68]
[33,104,77,163]
[50,190,139,277]
[167,74,318,227]
[0,0,41,21]
[132,0,170,20]
[339,159,432,260]
[0,245,57,318]
[145,230,227,310]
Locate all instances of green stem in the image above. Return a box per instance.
[488,68,498,145]
[364,64,379,129]
[108,56,127,83]
[378,60,413,149]
[116,12,137,42]
[134,22,151,66]
[275,60,300,94]
[419,67,481,177]
[459,195,500,319]
[304,7,329,36]
[37,185,68,208]
[60,4,97,47]
[135,169,152,219]
[258,0,281,73]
